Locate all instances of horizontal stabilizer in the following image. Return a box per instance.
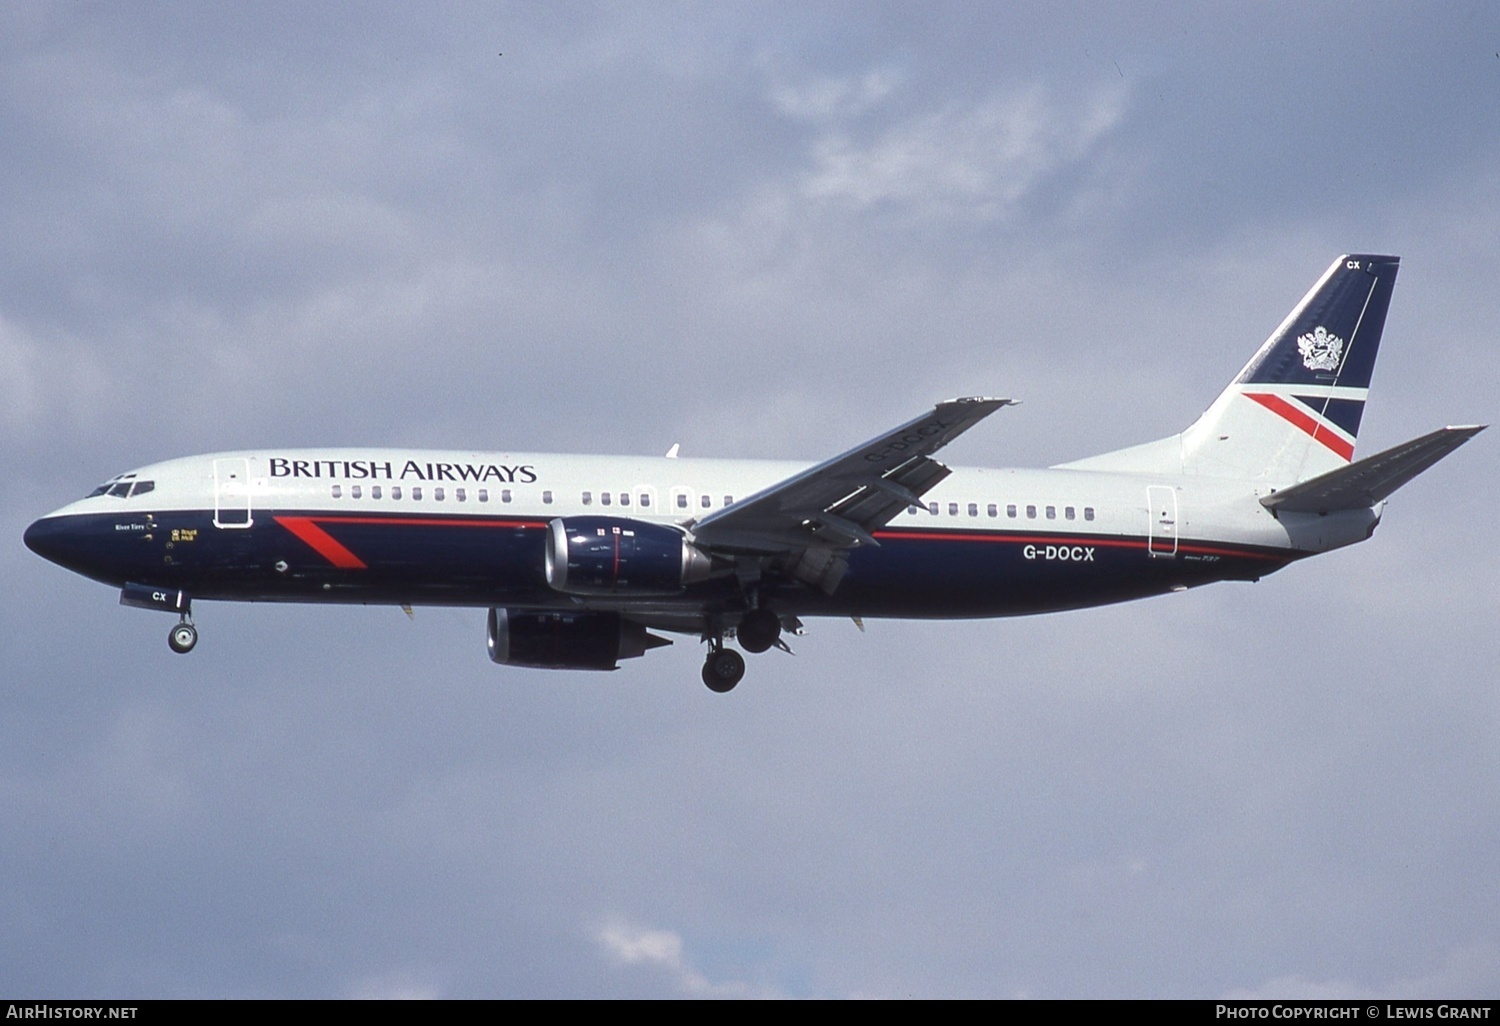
[1261,425,1485,514]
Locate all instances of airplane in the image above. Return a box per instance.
[24,254,1483,692]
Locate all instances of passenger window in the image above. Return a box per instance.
[1026,505,1037,519]
[908,505,919,515]
[412,486,423,501]
[582,491,592,506]
[478,488,488,502]
[620,493,629,506]
[502,489,512,503]
[1046,506,1056,519]
[1084,507,1095,521]
[948,502,958,516]
[701,495,711,509]
[967,503,978,517]
[392,486,403,500]
[724,495,733,506]
[433,487,444,501]
[456,488,466,502]
[372,485,382,499]
[639,493,651,508]
[542,490,553,505]
[676,493,688,510]
[929,502,938,515]
[352,485,362,499]
[601,492,612,506]
[1007,504,1017,518]
[987,503,997,518]
[1065,506,1075,520]
[332,484,343,499]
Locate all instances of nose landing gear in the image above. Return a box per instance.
[168,616,198,654]
[118,583,198,654]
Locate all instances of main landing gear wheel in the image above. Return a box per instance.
[168,621,198,654]
[702,648,746,693]
[736,607,782,655]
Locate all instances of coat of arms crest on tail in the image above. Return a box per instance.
[1297,325,1344,372]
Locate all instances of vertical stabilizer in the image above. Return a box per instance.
[1180,254,1398,483]
[1060,255,1400,483]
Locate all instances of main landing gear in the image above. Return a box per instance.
[735,606,782,654]
[699,607,789,693]
[701,645,745,693]
[168,615,198,654]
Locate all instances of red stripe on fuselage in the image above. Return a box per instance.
[1243,392,1354,461]
[871,529,1287,562]
[274,517,369,569]
[273,513,1288,571]
[301,516,549,529]
[274,514,549,569]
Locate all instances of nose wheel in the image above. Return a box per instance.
[168,619,198,654]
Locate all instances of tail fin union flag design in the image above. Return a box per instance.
[1242,387,1363,462]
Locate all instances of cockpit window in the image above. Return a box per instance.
[89,475,153,499]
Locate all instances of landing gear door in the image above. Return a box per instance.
[214,457,253,529]
[1147,485,1177,557]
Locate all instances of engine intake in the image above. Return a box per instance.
[545,517,712,596]
[487,607,669,671]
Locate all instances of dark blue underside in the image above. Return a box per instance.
[25,509,1295,622]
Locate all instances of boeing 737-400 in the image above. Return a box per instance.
[25,255,1483,691]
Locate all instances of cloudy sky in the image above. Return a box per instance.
[4,1,1499,999]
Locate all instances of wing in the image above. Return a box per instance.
[690,397,1013,589]
[1261,424,1485,514]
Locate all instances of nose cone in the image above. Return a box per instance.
[25,515,70,566]
[24,515,99,578]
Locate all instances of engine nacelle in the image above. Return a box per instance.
[487,607,668,671]
[544,516,712,596]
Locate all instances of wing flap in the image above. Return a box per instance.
[1262,425,1485,514]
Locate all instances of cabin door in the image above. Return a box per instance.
[213,458,253,529]
[1147,486,1177,557]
